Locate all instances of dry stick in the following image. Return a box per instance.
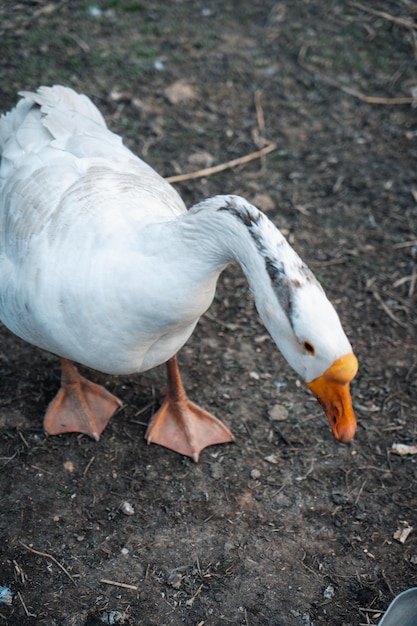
[254,90,269,170]
[306,67,415,105]
[100,578,138,591]
[349,2,417,31]
[165,142,277,184]
[83,455,96,476]
[298,56,415,105]
[20,542,77,586]
[354,479,367,506]
[254,90,266,137]
[17,592,36,618]
[409,267,417,298]
[337,84,414,105]
[393,239,417,248]
[372,291,408,328]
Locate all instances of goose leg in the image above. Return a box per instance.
[44,358,123,441]
[145,355,234,462]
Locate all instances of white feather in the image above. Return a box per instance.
[0,86,352,383]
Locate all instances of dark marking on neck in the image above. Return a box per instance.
[217,202,262,228]
[217,201,317,329]
[217,203,297,324]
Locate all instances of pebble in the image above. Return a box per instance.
[88,6,103,17]
[120,501,135,516]
[268,404,288,421]
[167,570,182,589]
[323,584,335,600]
[250,468,261,480]
[264,454,280,464]
[100,610,125,624]
[210,462,224,479]
[0,586,13,606]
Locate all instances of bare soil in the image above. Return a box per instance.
[0,1,416,625]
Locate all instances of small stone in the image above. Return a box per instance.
[120,501,135,516]
[167,571,182,589]
[323,584,335,600]
[100,610,125,624]
[268,404,288,421]
[0,586,13,606]
[250,468,261,480]
[331,492,349,505]
[210,462,224,479]
[89,6,103,17]
[264,454,280,464]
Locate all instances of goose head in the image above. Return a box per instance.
[254,245,358,443]
[210,197,358,443]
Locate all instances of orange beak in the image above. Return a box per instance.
[306,353,358,443]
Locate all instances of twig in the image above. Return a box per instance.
[18,431,30,449]
[100,578,138,591]
[299,59,415,105]
[17,592,36,618]
[393,268,417,297]
[83,455,95,476]
[133,400,156,418]
[373,291,408,328]
[254,90,266,137]
[253,90,269,170]
[0,452,17,467]
[354,480,367,506]
[242,419,263,456]
[165,143,277,183]
[338,85,414,105]
[393,240,417,248]
[186,583,204,607]
[312,258,348,267]
[349,2,417,31]
[20,542,77,586]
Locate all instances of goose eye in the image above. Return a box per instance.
[304,341,315,355]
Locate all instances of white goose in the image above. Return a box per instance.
[0,86,358,461]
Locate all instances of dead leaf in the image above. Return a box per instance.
[393,521,413,544]
[251,193,275,212]
[164,79,197,105]
[391,443,417,456]
[188,151,215,168]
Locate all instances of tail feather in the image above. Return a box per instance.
[0,86,115,170]
[19,86,106,127]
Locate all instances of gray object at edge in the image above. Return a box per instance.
[378,588,417,625]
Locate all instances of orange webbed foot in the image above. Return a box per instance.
[145,356,234,462]
[44,358,123,441]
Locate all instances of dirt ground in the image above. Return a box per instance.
[0,1,416,624]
